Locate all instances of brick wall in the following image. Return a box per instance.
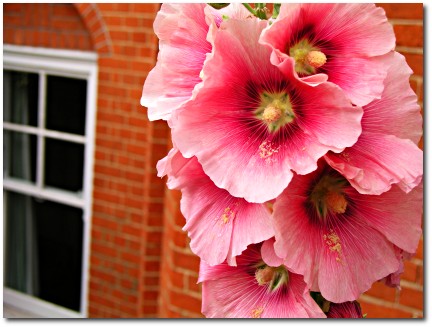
[3,2,423,319]
[3,3,92,50]
[3,2,168,318]
[72,3,168,318]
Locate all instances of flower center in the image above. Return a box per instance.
[309,175,348,219]
[255,92,295,132]
[289,39,327,75]
[254,264,289,291]
[325,191,347,214]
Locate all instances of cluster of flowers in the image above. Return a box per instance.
[141,3,423,318]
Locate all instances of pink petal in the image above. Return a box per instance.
[141,3,211,121]
[324,54,391,107]
[173,18,362,202]
[199,244,326,318]
[158,148,274,266]
[361,51,423,144]
[325,133,423,195]
[260,3,395,106]
[261,238,284,267]
[272,162,418,302]
[327,301,363,318]
[349,182,423,254]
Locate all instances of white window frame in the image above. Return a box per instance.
[3,44,98,318]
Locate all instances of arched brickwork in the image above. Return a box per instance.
[3,3,93,50]
[73,3,113,56]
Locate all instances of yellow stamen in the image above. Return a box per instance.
[251,307,264,318]
[220,207,235,224]
[325,191,348,214]
[305,50,327,68]
[324,229,343,263]
[262,104,282,124]
[255,266,275,286]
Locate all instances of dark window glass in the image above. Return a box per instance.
[5,191,83,312]
[44,138,84,192]
[3,70,39,126]
[3,130,37,183]
[46,75,87,135]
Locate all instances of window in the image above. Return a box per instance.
[3,45,98,318]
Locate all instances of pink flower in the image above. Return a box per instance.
[271,160,422,303]
[325,52,423,195]
[260,3,395,106]
[172,17,362,203]
[380,247,414,290]
[157,148,274,266]
[198,242,326,318]
[327,301,363,318]
[141,3,251,121]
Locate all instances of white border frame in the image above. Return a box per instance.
[3,44,98,318]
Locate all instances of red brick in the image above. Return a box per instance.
[92,243,118,257]
[414,238,423,260]
[377,3,423,20]
[144,261,160,272]
[399,287,423,310]
[121,251,141,264]
[401,53,423,76]
[172,251,200,272]
[394,25,423,48]
[416,265,423,285]
[122,225,142,238]
[170,291,202,313]
[359,302,412,318]
[188,275,201,293]
[52,4,77,17]
[91,268,116,284]
[401,260,418,283]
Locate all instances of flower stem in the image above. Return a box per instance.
[272,3,281,19]
[242,3,256,15]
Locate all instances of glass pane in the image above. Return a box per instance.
[44,138,84,193]
[3,70,39,126]
[46,75,87,135]
[4,191,83,312]
[3,130,37,183]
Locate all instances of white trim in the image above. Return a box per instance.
[3,45,98,318]
[3,122,86,144]
[4,288,84,318]
[37,72,47,189]
[80,49,98,318]
[3,179,84,208]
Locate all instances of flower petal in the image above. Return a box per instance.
[325,133,423,195]
[159,148,274,266]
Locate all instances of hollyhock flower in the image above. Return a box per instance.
[260,3,395,106]
[326,301,363,318]
[140,3,250,121]
[157,148,274,266]
[271,160,422,303]
[198,242,326,318]
[325,52,423,195]
[380,247,414,290]
[172,17,362,203]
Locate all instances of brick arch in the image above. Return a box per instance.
[3,3,93,51]
[73,3,113,56]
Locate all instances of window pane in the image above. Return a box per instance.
[4,191,83,312]
[3,130,37,183]
[3,70,39,126]
[46,75,87,135]
[44,138,84,193]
